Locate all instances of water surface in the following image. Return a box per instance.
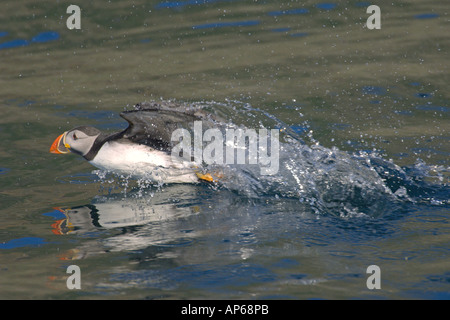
[0,0,448,299]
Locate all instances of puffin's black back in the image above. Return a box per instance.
[117,102,222,151]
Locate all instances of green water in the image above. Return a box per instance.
[0,0,448,300]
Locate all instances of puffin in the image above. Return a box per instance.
[50,101,219,184]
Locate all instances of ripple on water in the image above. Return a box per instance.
[0,31,60,50]
[56,172,100,184]
[0,237,46,249]
[192,20,260,30]
[414,13,439,19]
[0,167,11,175]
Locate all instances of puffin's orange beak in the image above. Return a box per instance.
[50,132,70,154]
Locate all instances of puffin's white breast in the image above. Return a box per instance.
[89,141,198,183]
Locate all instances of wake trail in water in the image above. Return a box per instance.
[194,100,449,217]
[95,100,449,218]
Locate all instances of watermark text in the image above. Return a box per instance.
[171,121,280,175]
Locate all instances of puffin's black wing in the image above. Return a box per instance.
[118,106,205,151]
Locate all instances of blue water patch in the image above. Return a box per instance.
[289,273,307,280]
[18,100,37,107]
[4,98,18,105]
[361,86,387,96]
[272,258,299,269]
[0,167,10,175]
[408,290,450,300]
[409,82,421,86]
[192,20,260,30]
[415,93,432,98]
[156,0,232,9]
[316,3,337,10]
[290,32,308,37]
[414,13,439,19]
[0,31,8,37]
[290,125,309,135]
[175,263,276,289]
[427,272,450,284]
[0,237,46,249]
[0,39,29,50]
[0,30,60,50]
[42,208,67,220]
[140,38,152,43]
[355,2,371,7]
[271,28,291,33]
[31,31,60,43]
[416,105,449,112]
[268,8,309,16]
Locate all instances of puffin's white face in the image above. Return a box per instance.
[64,128,100,156]
[50,126,101,156]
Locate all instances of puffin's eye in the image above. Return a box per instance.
[73,133,78,140]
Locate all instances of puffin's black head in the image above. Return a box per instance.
[50,126,101,157]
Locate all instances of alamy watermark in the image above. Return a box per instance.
[366,5,381,30]
[66,265,81,289]
[65,4,381,31]
[366,265,381,289]
[66,5,81,30]
[170,121,280,175]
